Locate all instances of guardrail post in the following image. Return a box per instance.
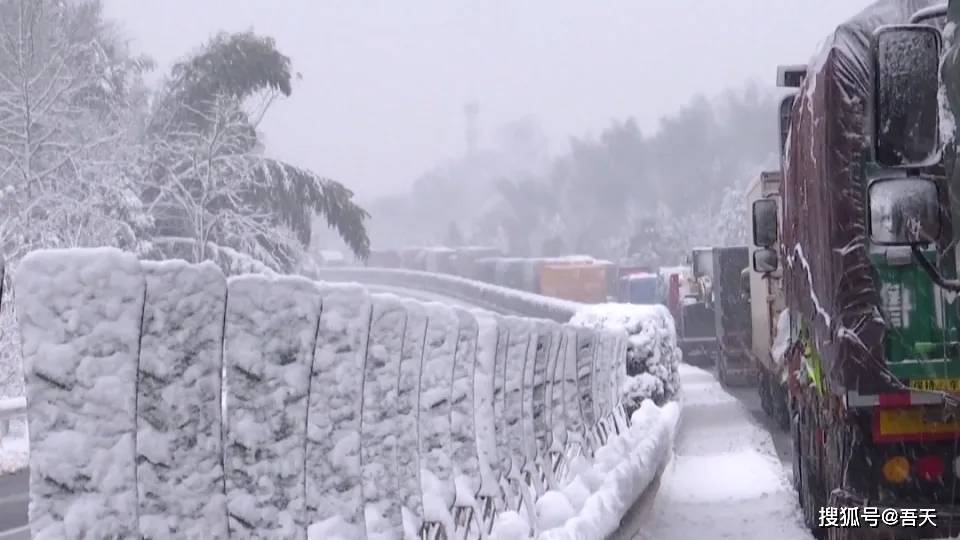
[450,308,481,539]
[138,261,229,539]
[418,302,459,539]
[222,276,321,539]
[473,311,504,536]
[16,248,145,539]
[306,284,371,535]
[397,299,428,534]
[361,297,407,536]
[575,328,599,457]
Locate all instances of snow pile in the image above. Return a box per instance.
[222,275,322,538]
[306,283,371,534]
[570,303,681,409]
[138,261,229,538]
[771,309,792,365]
[15,248,145,539]
[489,399,681,540]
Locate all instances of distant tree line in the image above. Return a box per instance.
[365,87,779,268]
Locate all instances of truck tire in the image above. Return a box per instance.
[797,401,827,539]
[758,370,772,416]
[774,379,791,431]
[717,350,728,388]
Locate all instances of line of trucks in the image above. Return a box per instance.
[695,1,960,538]
[360,247,688,306]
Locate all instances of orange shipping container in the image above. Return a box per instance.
[538,264,608,303]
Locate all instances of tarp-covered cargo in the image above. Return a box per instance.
[782,0,942,394]
[539,264,608,303]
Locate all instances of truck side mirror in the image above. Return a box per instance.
[752,199,778,247]
[868,177,941,246]
[753,248,779,273]
[873,25,941,167]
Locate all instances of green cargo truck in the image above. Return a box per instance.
[752,1,960,537]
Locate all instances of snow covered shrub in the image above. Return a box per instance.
[569,304,681,410]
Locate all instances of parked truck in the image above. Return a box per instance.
[617,272,659,304]
[711,246,755,386]
[746,170,790,428]
[751,2,960,537]
[677,247,719,366]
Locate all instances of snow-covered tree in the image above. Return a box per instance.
[0,0,150,263]
[141,31,370,271]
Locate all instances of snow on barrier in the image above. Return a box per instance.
[223,275,321,538]
[306,284,370,534]
[12,248,671,540]
[396,298,427,536]
[138,261,229,539]
[361,295,406,538]
[570,303,681,410]
[308,267,582,323]
[16,249,145,539]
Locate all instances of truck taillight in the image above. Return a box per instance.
[916,455,944,481]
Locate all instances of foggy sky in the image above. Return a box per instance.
[103,0,872,199]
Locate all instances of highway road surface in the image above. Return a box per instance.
[0,469,27,539]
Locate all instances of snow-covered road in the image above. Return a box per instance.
[617,363,813,540]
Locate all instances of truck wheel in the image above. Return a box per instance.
[791,411,802,497]
[717,351,728,388]
[758,370,772,416]
[797,405,826,539]
[775,381,791,431]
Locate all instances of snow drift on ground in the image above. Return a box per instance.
[570,303,681,408]
[488,399,680,539]
[639,363,814,540]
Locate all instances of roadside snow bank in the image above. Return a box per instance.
[570,304,681,407]
[489,399,680,540]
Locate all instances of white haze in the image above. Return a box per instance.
[103,0,872,201]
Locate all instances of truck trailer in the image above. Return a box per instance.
[752,1,960,537]
[677,247,719,366]
[711,246,756,386]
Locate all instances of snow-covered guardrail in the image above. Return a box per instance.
[13,248,633,539]
[306,267,582,323]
